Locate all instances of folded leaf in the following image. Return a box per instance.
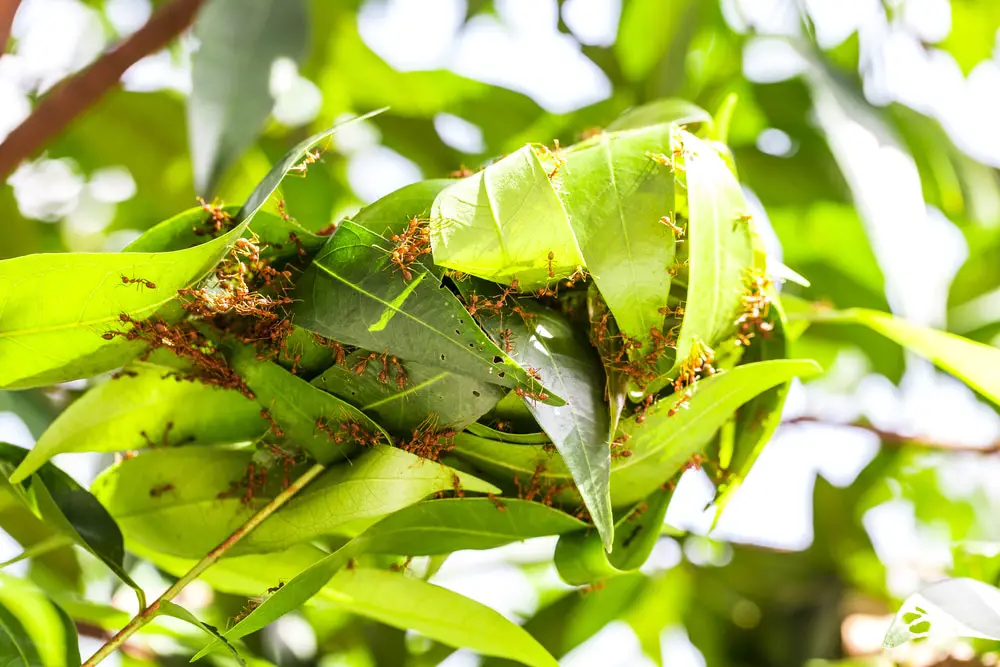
[560,124,677,353]
[430,145,584,287]
[157,601,243,665]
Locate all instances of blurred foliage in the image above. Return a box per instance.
[2,0,1000,666]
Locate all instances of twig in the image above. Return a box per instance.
[0,0,205,180]
[781,416,1000,454]
[0,0,21,54]
[81,462,326,667]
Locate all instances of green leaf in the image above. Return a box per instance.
[0,221,248,390]
[313,351,505,435]
[292,182,559,403]
[586,286,628,438]
[430,145,584,287]
[188,0,308,193]
[465,423,551,445]
[10,366,266,483]
[559,124,677,353]
[124,205,242,253]
[157,601,244,665]
[712,283,790,520]
[605,99,712,133]
[355,498,586,555]
[470,299,613,551]
[797,307,1000,407]
[614,0,700,83]
[611,359,821,506]
[92,445,498,558]
[554,487,672,585]
[0,601,43,667]
[0,443,145,609]
[0,575,79,667]
[325,569,559,667]
[197,498,582,657]
[670,128,754,367]
[884,578,1000,648]
[230,347,391,463]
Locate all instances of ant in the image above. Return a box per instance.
[149,483,174,498]
[277,199,295,223]
[120,275,156,290]
[514,386,549,405]
[546,251,555,278]
[659,214,684,238]
[526,366,543,382]
[500,328,515,353]
[450,165,474,178]
[737,211,754,225]
[289,149,322,176]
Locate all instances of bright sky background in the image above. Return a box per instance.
[2,0,1000,664]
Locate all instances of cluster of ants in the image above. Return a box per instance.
[388,216,433,282]
[734,268,774,347]
[397,416,458,461]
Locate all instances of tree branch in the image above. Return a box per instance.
[781,416,1000,454]
[81,462,326,667]
[0,0,205,180]
[0,0,21,55]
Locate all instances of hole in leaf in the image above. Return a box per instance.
[455,329,461,335]
[472,390,481,397]
[440,354,446,361]
[468,343,474,348]
[498,372,506,378]
[492,356,503,364]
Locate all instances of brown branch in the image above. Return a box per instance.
[781,416,1000,455]
[0,0,205,180]
[0,0,21,55]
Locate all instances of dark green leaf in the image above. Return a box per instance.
[470,298,613,550]
[313,351,505,435]
[10,366,266,483]
[189,0,308,193]
[292,183,559,403]
[0,443,145,609]
[157,601,244,665]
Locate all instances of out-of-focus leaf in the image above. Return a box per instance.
[940,1,1000,75]
[554,487,671,584]
[0,478,82,591]
[230,348,390,463]
[884,577,1000,648]
[799,307,1000,407]
[0,443,145,608]
[324,569,560,667]
[293,183,560,404]
[157,601,243,665]
[0,575,79,667]
[10,366,265,483]
[188,0,308,193]
[430,145,584,287]
[614,0,698,82]
[92,445,498,558]
[0,221,248,390]
[468,296,613,550]
[559,124,676,353]
[313,351,505,435]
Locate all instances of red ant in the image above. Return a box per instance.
[659,214,684,238]
[120,275,156,290]
[546,251,555,278]
[149,483,174,497]
[514,386,549,405]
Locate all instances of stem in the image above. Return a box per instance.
[0,0,22,54]
[0,0,205,180]
[81,462,326,667]
[782,416,1000,454]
